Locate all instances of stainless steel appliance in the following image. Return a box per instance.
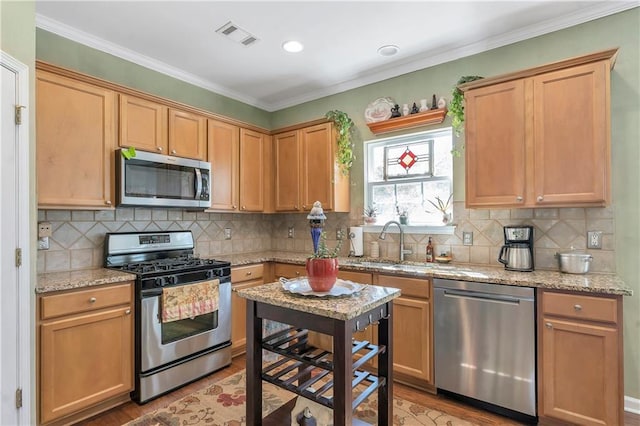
[434,279,536,422]
[117,149,211,209]
[498,225,534,272]
[104,231,231,403]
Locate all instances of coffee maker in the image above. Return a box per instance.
[498,225,534,272]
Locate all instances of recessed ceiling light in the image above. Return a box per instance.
[377,44,399,57]
[282,40,304,53]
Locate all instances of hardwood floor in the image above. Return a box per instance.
[78,354,640,426]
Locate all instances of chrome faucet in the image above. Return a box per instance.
[379,220,412,261]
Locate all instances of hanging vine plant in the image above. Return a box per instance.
[325,110,354,175]
[448,75,483,156]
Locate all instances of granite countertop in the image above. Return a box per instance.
[36,251,632,296]
[219,251,632,296]
[36,269,137,294]
[236,281,400,321]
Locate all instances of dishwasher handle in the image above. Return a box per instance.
[442,289,525,305]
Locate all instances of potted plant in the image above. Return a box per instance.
[427,194,453,224]
[448,75,483,156]
[306,232,343,292]
[325,110,354,175]
[363,205,378,224]
[396,205,409,225]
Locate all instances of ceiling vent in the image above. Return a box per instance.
[215,21,259,47]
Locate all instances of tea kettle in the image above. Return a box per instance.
[498,243,533,272]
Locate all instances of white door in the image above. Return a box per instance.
[1,51,31,425]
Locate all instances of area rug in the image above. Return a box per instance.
[124,370,477,425]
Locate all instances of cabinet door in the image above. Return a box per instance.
[168,108,207,160]
[392,296,431,384]
[119,94,168,153]
[239,129,265,211]
[540,318,619,425]
[232,279,264,356]
[301,123,334,211]
[36,70,116,209]
[40,307,133,423]
[533,62,609,206]
[208,120,240,211]
[274,131,301,211]
[465,79,527,208]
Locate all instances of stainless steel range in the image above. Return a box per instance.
[104,231,231,403]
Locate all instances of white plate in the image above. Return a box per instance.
[364,97,395,123]
[280,277,364,297]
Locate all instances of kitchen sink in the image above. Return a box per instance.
[343,261,449,274]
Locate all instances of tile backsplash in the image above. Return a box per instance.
[39,203,615,274]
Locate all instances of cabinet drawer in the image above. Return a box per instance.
[376,274,430,299]
[337,270,372,284]
[41,283,133,320]
[542,291,618,323]
[274,263,306,279]
[231,264,264,283]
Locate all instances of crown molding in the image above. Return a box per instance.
[37,3,638,112]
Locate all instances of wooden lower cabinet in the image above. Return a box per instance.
[38,282,134,425]
[375,274,432,390]
[538,290,623,426]
[231,264,265,356]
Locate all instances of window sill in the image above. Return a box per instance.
[360,224,456,235]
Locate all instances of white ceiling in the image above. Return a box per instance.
[35,1,637,112]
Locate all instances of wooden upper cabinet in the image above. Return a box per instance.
[207,119,240,211]
[462,49,615,209]
[119,94,168,154]
[238,128,265,212]
[168,108,207,160]
[36,70,116,209]
[274,131,301,211]
[273,122,350,213]
[533,62,609,206]
[465,79,527,208]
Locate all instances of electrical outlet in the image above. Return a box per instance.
[463,231,473,246]
[224,228,232,240]
[587,231,602,249]
[288,227,295,238]
[336,228,345,240]
[38,222,52,238]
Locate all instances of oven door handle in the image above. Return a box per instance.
[142,288,162,298]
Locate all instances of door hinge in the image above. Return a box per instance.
[15,248,22,267]
[15,388,22,409]
[15,105,25,125]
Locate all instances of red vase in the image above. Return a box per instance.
[306,258,339,292]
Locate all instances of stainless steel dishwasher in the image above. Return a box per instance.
[434,278,536,420]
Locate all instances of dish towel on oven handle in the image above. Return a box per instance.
[161,279,220,323]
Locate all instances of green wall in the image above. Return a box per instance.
[36,28,272,130]
[271,9,640,399]
[29,6,640,401]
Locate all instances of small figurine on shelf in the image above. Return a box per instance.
[402,103,410,116]
[411,102,420,114]
[419,99,429,112]
[431,94,438,110]
[390,104,401,118]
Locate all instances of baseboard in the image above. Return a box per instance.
[625,395,640,415]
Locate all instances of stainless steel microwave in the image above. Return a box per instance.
[117,149,211,209]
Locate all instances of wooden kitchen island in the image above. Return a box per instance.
[237,280,400,426]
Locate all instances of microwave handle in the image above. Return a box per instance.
[194,168,202,200]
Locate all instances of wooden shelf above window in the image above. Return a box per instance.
[366,108,448,135]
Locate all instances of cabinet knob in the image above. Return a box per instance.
[302,205,307,210]
[157,147,163,152]
[241,206,246,210]
[232,205,237,209]
[574,304,582,311]
[89,297,96,304]
[545,322,553,329]
[294,205,298,210]
[516,196,523,202]
[537,195,544,202]
[125,309,131,315]
[295,271,300,276]
[171,149,177,155]
[105,200,112,206]
[246,271,252,276]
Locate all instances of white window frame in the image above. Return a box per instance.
[363,128,455,235]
